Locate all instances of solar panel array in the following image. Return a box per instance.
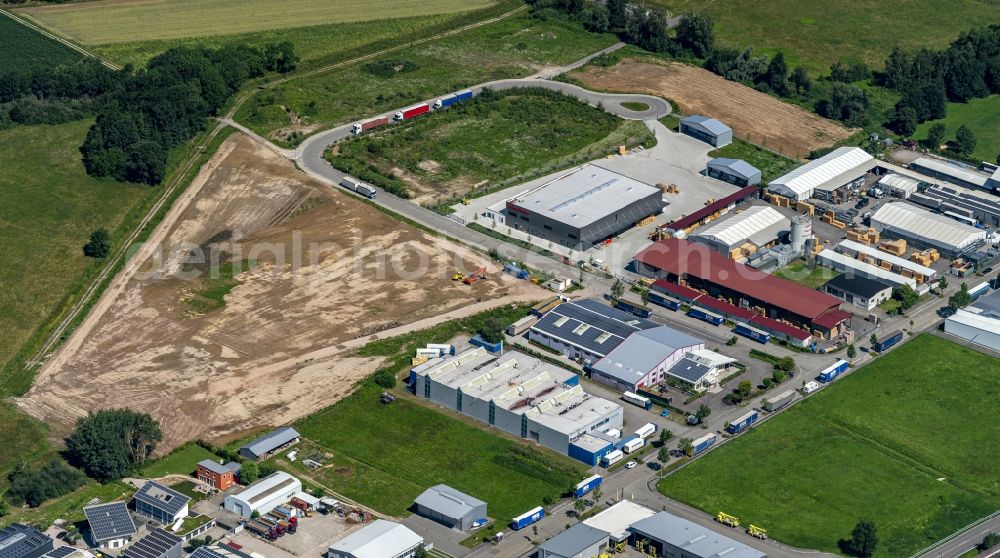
[122,529,180,558]
[0,524,52,558]
[134,481,190,517]
[44,546,77,558]
[531,299,657,357]
[84,502,137,542]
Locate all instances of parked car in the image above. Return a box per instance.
[625,461,638,470]
[660,408,670,417]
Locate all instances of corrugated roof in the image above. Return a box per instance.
[328,520,422,558]
[817,249,916,288]
[228,472,301,507]
[769,147,874,199]
[133,481,189,517]
[538,522,609,558]
[707,158,761,181]
[869,202,985,250]
[413,485,485,520]
[693,205,787,249]
[680,115,731,136]
[591,326,703,384]
[240,427,300,459]
[630,512,766,558]
[877,174,920,196]
[583,501,656,541]
[910,157,988,187]
[813,308,853,329]
[837,239,936,277]
[666,185,759,231]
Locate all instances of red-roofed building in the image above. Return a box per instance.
[636,238,848,337]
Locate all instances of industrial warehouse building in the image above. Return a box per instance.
[589,327,704,392]
[239,427,300,461]
[706,158,761,186]
[663,350,738,392]
[910,184,1000,228]
[224,472,301,518]
[582,501,656,543]
[663,185,760,235]
[133,481,189,524]
[944,289,1000,351]
[538,523,609,558]
[635,238,850,337]
[909,157,989,191]
[822,275,894,311]
[679,115,732,147]
[835,239,937,284]
[327,520,422,558]
[412,485,487,531]
[628,512,766,558]
[816,250,917,289]
[876,174,920,198]
[768,147,874,201]
[505,165,664,250]
[527,298,657,364]
[690,205,788,259]
[869,202,987,258]
[410,347,624,462]
[0,524,54,558]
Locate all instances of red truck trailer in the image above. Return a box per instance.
[394,103,429,121]
[351,116,389,134]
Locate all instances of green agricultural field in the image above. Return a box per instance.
[237,14,617,140]
[16,0,494,45]
[773,259,840,289]
[653,0,1000,74]
[141,443,217,479]
[660,335,1000,558]
[0,14,80,73]
[913,95,1000,162]
[329,88,644,201]
[0,403,51,483]
[708,139,799,182]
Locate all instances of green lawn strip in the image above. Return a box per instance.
[236,14,617,138]
[0,403,52,488]
[0,14,81,73]
[913,95,1000,162]
[773,259,840,289]
[658,335,1000,558]
[141,443,217,478]
[707,139,799,183]
[620,101,650,111]
[5,481,132,527]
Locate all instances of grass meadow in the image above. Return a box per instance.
[708,138,799,183]
[659,335,1000,558]
[0,14,80,73]
[913,95,1000,163]
[773,259,841,289]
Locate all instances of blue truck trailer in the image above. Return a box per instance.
[648,291,681,310]
[614,298,652,318]
[573,475,602,498]
[873,330,903,352]
[817,359,849,383]
[688,307,724,326]
[691,433,717,456]
[726,410,759,434]
[434,89,473,109]
[511,506,545,530]
[734,323,770,344]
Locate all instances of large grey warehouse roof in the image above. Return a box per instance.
[681,115,731,136]
[910,157,988,188]
[591,326,703,384]
[630,512,766,558]
[870,202,986,250]
[0,524,52,558]
[134,481,189,517]
[769,147,874,199]
[240,426,300,458]
[84,502,137,542]
[413,485,486,520]
[121,529,180,558]
[508,165,661,227]
[538,522,609,558]
[692,205,787,249]
[707,158,761,181]
[530,298,657,357]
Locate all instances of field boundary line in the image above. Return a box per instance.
[0,9,120,70]
[910,509,1000,558]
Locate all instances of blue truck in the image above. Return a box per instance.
[873,330,903,352]
[573,475,602,498]
[688,307,724,326]
[726,410,759,434]
[614,298,652,319]
[434,89,473,109]
[691,433,717,456]
[817,359,849,383]
[503,263,530,280]
[734,323,770,344]
[648,291,681,310]
[511,506,545,530]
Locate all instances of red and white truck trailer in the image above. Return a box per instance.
[351,116,389,135]
[394,103,429,121]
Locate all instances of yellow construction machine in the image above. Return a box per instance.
[715,512,740,528]
[747,525,768,540]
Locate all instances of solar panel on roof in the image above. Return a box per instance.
[122,529,180,558]
[44,547,76,558]
[84,502,137,542]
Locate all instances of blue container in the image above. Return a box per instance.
[503,263,530,280]
[648,292,680,310]
[817,359,849,383]
[470,335,503,353]
[573,475,603,498]
[726,410,759,434]
[688,307,723,326]
[874,330,904,352]
[615,299,652,318]
[735,323,770,344]
[511,506,545,530]
[692,434,717,455]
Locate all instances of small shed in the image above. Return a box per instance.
[413,485,487,530]
[707,158,761,187]
[239,426,300,461]
[679,115,732,147]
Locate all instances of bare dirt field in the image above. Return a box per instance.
[18,133,545,450]
[573,58,856,158]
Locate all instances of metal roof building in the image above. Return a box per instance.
[836,239,936,282]
[877,174,920,198]
[822,274,894,311]
[327,520,422,558]
[84,502,137,549]
[910,184,1000,228]
[0,524,53,558]
[664,349,737,392]
[768,147,874,201]
[706,158,761,187]
[869,202,987,257]
[412,485,487,531]
[628,512,766,558]
[817,249,916,289]
[582,501,656,543]
[691,205,788,258]
[506,165,664,250]
[944,289,1000,351]
[133,481,189,524]
[590,326,705,392]
[909,157,989,190]
[538,523,609,558]
[679,115,733,147]
[239,426,300,461]
[121,530,181,558]
[224,472,302,518]
[527,298,658,364]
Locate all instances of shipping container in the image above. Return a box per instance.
[735,323,770,344]
[622,438,645,454]
[726,410,759,434]
[415,348,442,359]
[394,103,430,121]
[339,177,360,192]
[648,291,681,310]
[506,316,538,336]
[692,433,717,455]
[510,506,545,530]
[615,434,638,450]
[817,359,849,383]
[873,330,903,352]
[634,423,657,439]
[425,343,455,356]
[764,389,796,412]
[351,116,389,134]
[355,183,376,199]
[969,281,990,302]
[614,298,652,319]
[622,391,653,410]
[688,307,724,326]
[601,449,624,467]
[604,428,621,438]
[573,475,602,498]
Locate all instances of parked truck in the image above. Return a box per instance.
[351,116,389,134]
[634,422,657,439]
[433,90,473,109]
[573,475,602,498]
[764,389,796,412]
[339,176,377,199]
[734,323,770,344]
[622,391,652,410]
[622,437,645,454]
[726,410,759,434]
[649,291,681,310]
[614,297,652,319]
[600,449,624,467]
[873,330,903,352]
[245,521,278,541]
[691,433,717,456]
[394,103,429,121]
[817,359,849,383]
[688,307,724,326]
[510,506,545,530]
